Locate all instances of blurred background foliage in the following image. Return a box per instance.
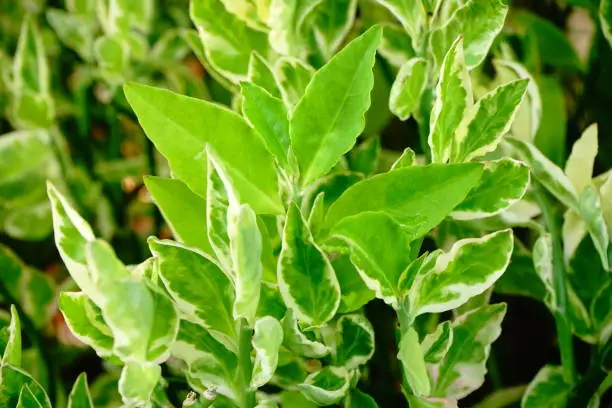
[0,0,611,406]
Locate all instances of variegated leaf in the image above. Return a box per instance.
[118,362,161,406]
[333,314,375,369]
[398,327,430,396]
[298,366,351,406]
[251,316,284,388]
[389,57,428,121]
[521,365,569,408]
[281,309,330,358]
[565,124,598,195]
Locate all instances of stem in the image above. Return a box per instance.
[533,182,577,384]
[566,348,608,407]
[238,319,255,408]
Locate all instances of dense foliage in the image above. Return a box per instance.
[1,0,612,407]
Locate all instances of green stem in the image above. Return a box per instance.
[566,347,607,407]
[238,319,256,408]
[533,182,577,384]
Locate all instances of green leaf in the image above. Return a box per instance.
[578,185,610,270]
[251,316,284,388]
[230,204,263,324]
[0,365,52,408]
[602,0,612,50]
[348,136,381,176]
[408,230,513,319]
[451,159,530,220]
[333,254,376,313]
[298,366,351,406]
[144,176,211,254]
[248,53,282,98]
[172,320,238,399]
[375,0,424,42]
[206,159,232,274]
[506,138,579,212]
[514,11,582,72]
[290,26,382,186]
[17,384,46,408]
[565,124,598,195]
[428,37,472,164]
[521,365,569,408]
[118,362,161,406]
[331,212,412,307]
[534,76,566,166]
[241,82,291,168]
[453,79,529,162]
[282,308,330,358]
[267,0,323,58]
[398,327,430,396]
[431,303,507,398]
[334,314,375,369]
[311,0,358,60]
[124,83,282,214]
[2,305,21,367]
[601,174,612,238]
[68,373,94,408]
[430,0,508,69]
[344,389,379,408]
[421,321,453,364]
[390,148,416,170]
[59,292,114,358]
[149,239,237,351]
[86,239,129,283]
[13,15,49,95]
[0,245,55,328]
[389,57,428,121]
[191,0,270,83]
[325,163,483,241]
[46,9,95,61]
[275,57,315,106]
[94,35,129,74]
[278,205,340,326]
[378,23,415,68]
[47,183,99,303]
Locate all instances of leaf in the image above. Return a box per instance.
[431,303,507,398]
[267,0,323,57]
[451,159,530,220]
[251,316,284,388]
[275,57,315,106]
[602,0,612,49]
[68,373,94,408]
[17,383,47,408]
[46,9,95,61]
[0,365,52,408]
[59,292,114,358]
[429,0,508,69]
[278,205,341,326]
[2,305,21,367]
[149,239,238,351]
[506,138,579,212]
[349,136,381,176]
[241,82,291,168]
[172,320,238,399]
[0,245,55,328]
[534,76,567,166]
[398,327,430,396]
[578,185,610,270]
[391,148,416,170]
[389,57,428,121]
[521,365,569,408]
[565,124,598,195]
[248,53,282,98]
[190,0,270,83]
[282,308,329,358]
[118,362,161,406]
[421,321,453,364]
[453,79,529,162]
[47,183,99,303]
[408,230,513,319]
[13,15,49,95]
[378,23,415,68]
[601,174,612,237]
[325,163,483,241]
[375,0,424,42]
[428,37,472,164]
[144,176,211,254]
[206,159,232,274]
[230,204,263,324]
[494,60,542,141]
[124,83,282,214]
[334,314,375,369]
[344,389,379,408]
[298,366,351,405]
[331,212,412,307]
[290,26,382,186]
[311,0,358,60]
